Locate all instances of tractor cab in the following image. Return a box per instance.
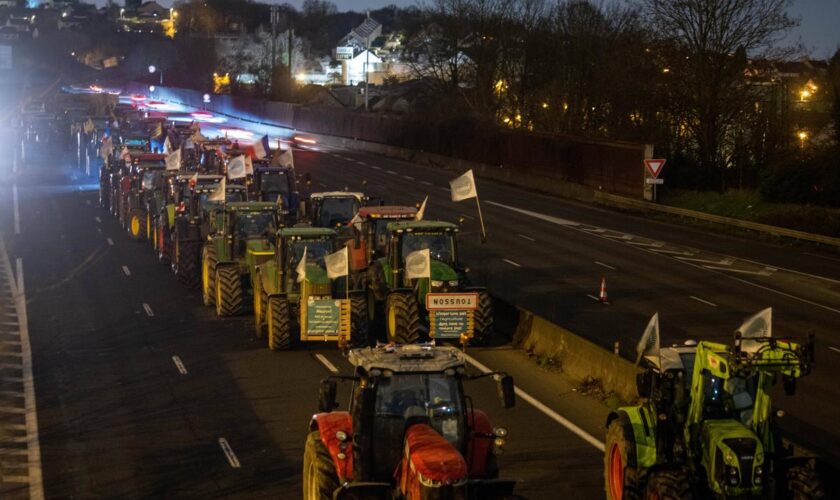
[198,139,232,174]
[348,206,418,265]
[251,165,299,216]
[308,191,365,229]
[307,344,516,499]
[387,220,462,293]
[218,202,280,260]
[275,227,336,297]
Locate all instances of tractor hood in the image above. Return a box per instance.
[430,260,458,281]
[701,420,764,495]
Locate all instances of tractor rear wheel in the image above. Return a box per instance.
[253,274,267,338]
[302,431,339,500]
[350,294,369,348]
[471,290,495,346]
[215,266,243,317]
[175,239,200,288]
[128,209,145,240]
[643,470,691,500]
[267,297,291,350]
[201,245,218,306]
[785,464,825,499]
[385,292,420,344]
[605,416,641,500]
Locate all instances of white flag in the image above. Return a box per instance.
[736,308,772,353]
[635,313,660,367]
[296,247,308,283]
[189,171,198,185]
[325,246,349,279]
[208,177,225,202]
[227,155,247,179]
[165,148,181,171]
[100,136,113,160]
[273,147,294,169]
[415,196,428,221]
[163,135,172,154]
[405,249,431,280]
[244,155,254,175]
[349,213,363,232]
[450,169,477,202]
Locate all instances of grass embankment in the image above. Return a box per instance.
[661,190,840,238]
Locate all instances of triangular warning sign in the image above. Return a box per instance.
[645,159,666,178]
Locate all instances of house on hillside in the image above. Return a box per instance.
[337,14,382,51]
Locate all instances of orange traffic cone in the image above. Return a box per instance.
[599,277,609,304]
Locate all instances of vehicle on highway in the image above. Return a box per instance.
[304,343,515,499]
[249,164,300,217]
[115,153,166,240]
[252,227,369,350]
[201,201,283,317]
[604,310,823,499]
[363,220,494,345]
[307,191,365,230]
[345,205,418,290]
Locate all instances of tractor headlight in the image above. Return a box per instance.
[448,280,459,286]
[493,427,508,438]
[431,280,443,287]
[493,437,505,447]
[754,466,763,485]
[726,466,739,486]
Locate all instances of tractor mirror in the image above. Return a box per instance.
[318,379,338,413]
[497,375,516,409]
[636,371,654,398]
[783,375,797,396]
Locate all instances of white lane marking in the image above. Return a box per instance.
[143,303,154,317]
[649,248,693,256]
[371,166,381,170]
[487,200,579,226]
[586,294,601,302]
[8,255,45,498]
[318,182,327,188]
[420,181,433,186]
[437,187,449,192]
[518,234,536,242]
[106,238,114,246]
[218,438,241,468]
[594,261,616,271]
[95,216,101,223]
[462,352,604,451]
[690,296,717,307]
[315,353,339,373]
[702,265,772,276]
[122,266,131,276]
[403,175,415,181]
[356,161,367,166]
[460,214,475,220]
[626,240,665,248]
[13,184,20,234]
[172,356,188,375]
[502,259,521,268]
[386,170,398,175]
[676,256,735,266]
[829,347,840,354]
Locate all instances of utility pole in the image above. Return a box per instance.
[270,5,278,95]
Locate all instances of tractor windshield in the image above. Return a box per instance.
[288,239,333,268]
[235,212,276,238]
[141,171,156,190]
[316,197,360,228]
[260,172,290,202]
[401,231,456,266]
[702,374,758,424]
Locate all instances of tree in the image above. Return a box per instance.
[639,0,797,191]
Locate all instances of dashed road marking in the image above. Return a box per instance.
[649,248,693,256]
[143,303,154,317]
[690,296,717,307]
[122,266,131,276]
[315,353,339,373]
[829,347,840,355]
[502,259,521,268]
[518,234,536,242]
[462,352,604,451]
[356,161,367,165]
[403,175,415,181]
[594,261,616,271]
[218,438,241,468]
[676,256,735,266]
[586,294,601,302]
[420,181,433,186]
[371,166,381,170]
[95,216,101,223]
[172,356,188,375]
[386,170,398,175]
[107,238,114,246]
[318,182,327,188]
[703,266,772,276]
[626,240,665,248]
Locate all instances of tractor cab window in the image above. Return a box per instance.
[226,189,246,203]
[235,212,276,239]
[260,172,290,202]
[141,171,156,191]
[373,220,390,252]
[287,239,333,269]
[401,231,455,266]
[701,373,757,423]
[316,197,360,228]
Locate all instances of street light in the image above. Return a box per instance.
[796,130,809,151]
[149,65,163,86]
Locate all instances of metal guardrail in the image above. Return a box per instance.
[594,191,840,247]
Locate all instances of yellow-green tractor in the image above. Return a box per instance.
[605,309,823,499]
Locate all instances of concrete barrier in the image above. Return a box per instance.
[511,307,640,402]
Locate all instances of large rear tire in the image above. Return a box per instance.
[605,416,641,500]
[215,265,244,317]
[385,292,420,344]
[267,297,291,350]
[785,464,825,499]
[302,431,340,500]
[201,245,218,306]
[175,239,200,288]
[644,470,691,500]
[471,290,494,346]
[128,209,145,240]
[350,294,369,348]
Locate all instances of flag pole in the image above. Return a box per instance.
[475,195,487,243]
[345,249,350,300]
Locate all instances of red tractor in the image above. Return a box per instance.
[304,344,516,499]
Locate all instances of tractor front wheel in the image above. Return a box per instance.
[605,416,641,500]
[267,297,291,350]
[385,292,420,345]
[128,209,146,241]
[201,245,218,306]
[302,431,340,500]
[643,470,691,500]
[471,290,495,346]
[215,266,243,317]
[785,464,825,499]
[350,294,370,348]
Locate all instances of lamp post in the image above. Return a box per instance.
[149,64,163,86]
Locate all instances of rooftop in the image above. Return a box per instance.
[349,344,465,374]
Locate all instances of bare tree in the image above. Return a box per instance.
[639,0,797,191]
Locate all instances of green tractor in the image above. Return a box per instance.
[605,309,823,500]
[200,201,282,317]
[363,220,493,345]
[252,227,369,351]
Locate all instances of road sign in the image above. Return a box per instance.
[645,178,664,185]
[429,309,474,339]
[335,47,353,61]
[644,159,667,178]
[426,293,478,310]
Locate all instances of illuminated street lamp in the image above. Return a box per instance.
[148,64,163,85]
[796,130,809,150]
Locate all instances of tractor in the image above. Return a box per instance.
[307,191,365,230]
[604,309,823,500]
[117,154,166,241]
[345,205,418,289]
[304,343,516,500]
[362,220,493,345]
[252,227,368,350]
[200,201,283,317]
[249,164,300,217]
